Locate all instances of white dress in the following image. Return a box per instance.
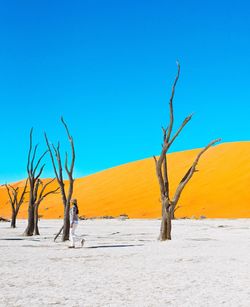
[69,207,79,247]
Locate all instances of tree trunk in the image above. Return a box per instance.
[24,204,35,236]
[11,211,17,228]
[170,207,175,220]
[62,203,70,241]
[34,205,40,235]
[159,200,172,241]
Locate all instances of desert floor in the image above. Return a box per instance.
[0,219,250,307]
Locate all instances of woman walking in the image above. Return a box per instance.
[69,199,84,248]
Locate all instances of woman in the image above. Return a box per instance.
[69,199,85,248]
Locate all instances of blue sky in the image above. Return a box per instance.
[0,0,249,183]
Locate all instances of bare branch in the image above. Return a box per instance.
[174,205,181,213]
[35,164,46,181]
[30,144,38,173]
[38,178,56,200]
[45,133,67,207]
[7,184,19,208]
[172,138,221,205]
[50,142,64,183]
[33,150,48,175]
[61,117,75,175]
[155,63,182,203]
[5,184,14,208]
[168,114,193,147]
[52,143,58,158]
[161,126,168,141]
[40,187,60,200]
[56,144,64,183]
[17,179,29,211]
[35,178,59,208]
[165,61,180,142]
[8,184,18,193]
[153,156,158,165]
[54,225,64,242]
[65,151,70,176]
[61,117,71,140]
[27,128,33,174]
[44,133,59,181]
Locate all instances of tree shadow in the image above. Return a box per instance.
[0,238,41,241]
[0,238,24,241]
[87,244,144,249]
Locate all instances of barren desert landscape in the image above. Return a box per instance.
[1,2,250,306]
[0,219,250,307]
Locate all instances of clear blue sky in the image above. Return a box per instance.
[0,0,249,183]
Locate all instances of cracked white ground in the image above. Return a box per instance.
[0,219,249,307]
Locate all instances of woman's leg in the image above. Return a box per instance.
[70,224,77,247]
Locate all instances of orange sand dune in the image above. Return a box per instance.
[0,142,249,219]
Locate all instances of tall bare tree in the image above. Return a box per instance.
[45,117,75,241]
[4,180,28,228]
[33,178,60,235]
[154,62,221,241]
[23,129,47,236]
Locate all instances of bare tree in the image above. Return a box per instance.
[45,117,75,241]
[23,129,47,236]
[4,180,28,228]
[33,178,60,235]
[154,62,221,241]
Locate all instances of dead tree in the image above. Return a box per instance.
[45,117,75,241]
[5,180,28,228]
[154,62,221,241]
[33,178,60,235]
[23,129,47,236]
